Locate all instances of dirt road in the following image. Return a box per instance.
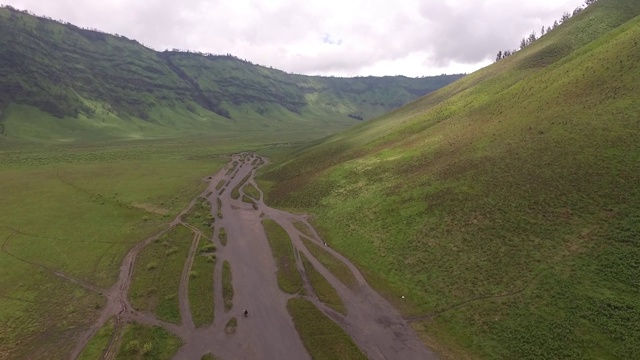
[69,152,436,360]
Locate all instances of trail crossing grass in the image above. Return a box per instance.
[287,298,367,360]
[129,225,193,324]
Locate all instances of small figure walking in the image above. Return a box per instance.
[244,309,248,317]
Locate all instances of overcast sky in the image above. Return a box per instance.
[3,0,586,77]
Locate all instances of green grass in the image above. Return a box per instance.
[262,219,303,294]
[0,132,335,357]
[287,298,367,360]
[224,317,238,335]
[231,172,252,200]
[216,198,223,219]
[244,183,260,199]
[0,137,232,357]
[183,197,214,239]
[261,1,640,358]
[129,225,193,324]
[77,318,115,360]
[215,180,226,190]
[300,236,357,290]
[218,227,228,247]
[115,323,182,360]
[222,260,234,312]
[300,253,346,315]
[201,354,220,360]
[241,194,256,205]
[293,221,315,238]
[188,240,216,327]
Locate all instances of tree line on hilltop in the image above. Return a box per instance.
[495,0,598,62]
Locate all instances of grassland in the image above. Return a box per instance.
[222,260,234,312]
[183,197,214,239]
[201,354,220,360]
[293,221,315,238]
[243,183,260,199]
[262,219,303,294]
[77,318,115,360]
[188,241,216,327]
[287,298,367,360]
[0,136,241,358]
[300,253,346,315]
[261,1,640,358]
[115,324,182,360]
[0,65,368,357]
[129,225,193,324]
[300,236,357,290]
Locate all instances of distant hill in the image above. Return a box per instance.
[0,6,462,142]
[261,0,640,358]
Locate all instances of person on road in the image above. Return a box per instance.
[244,309,248,317]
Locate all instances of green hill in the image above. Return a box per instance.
[0,6,461,142]
[261,0,640,358]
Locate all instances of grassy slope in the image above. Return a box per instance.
[261,1,640,358]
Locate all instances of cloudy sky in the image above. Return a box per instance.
[3,0,586,77]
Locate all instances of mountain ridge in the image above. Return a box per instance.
[0,6,462,142]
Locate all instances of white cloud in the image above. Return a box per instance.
[3,0,586,76]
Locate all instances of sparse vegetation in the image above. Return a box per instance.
[244,183,260,199]
[224,317,238,335]
[222,260,234,312]
[201,354,220,360]
[77,318,115,360]
[115,324,182,360]
[216,198,223,219]
[287,298,367,360]
[189,241,216,327]
[262,219,303,294]
[300,237,357,290]
[183,197,214,239]
[301,252,346,315]
[218,227,228,247]
[215,180,226,190]
[231,172,252,200]
[129,225,193,324]
[293,221,314,239]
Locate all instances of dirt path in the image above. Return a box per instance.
[69,152,436,360]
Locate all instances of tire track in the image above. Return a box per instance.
[2,233,106,295]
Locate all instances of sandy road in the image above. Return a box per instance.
[68,152,435,360]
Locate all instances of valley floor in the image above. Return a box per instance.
[67,153,434,359]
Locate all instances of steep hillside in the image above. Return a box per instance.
[0,7,461,142]
[261,0,640,358]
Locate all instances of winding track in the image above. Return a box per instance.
[65,152,436,359]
